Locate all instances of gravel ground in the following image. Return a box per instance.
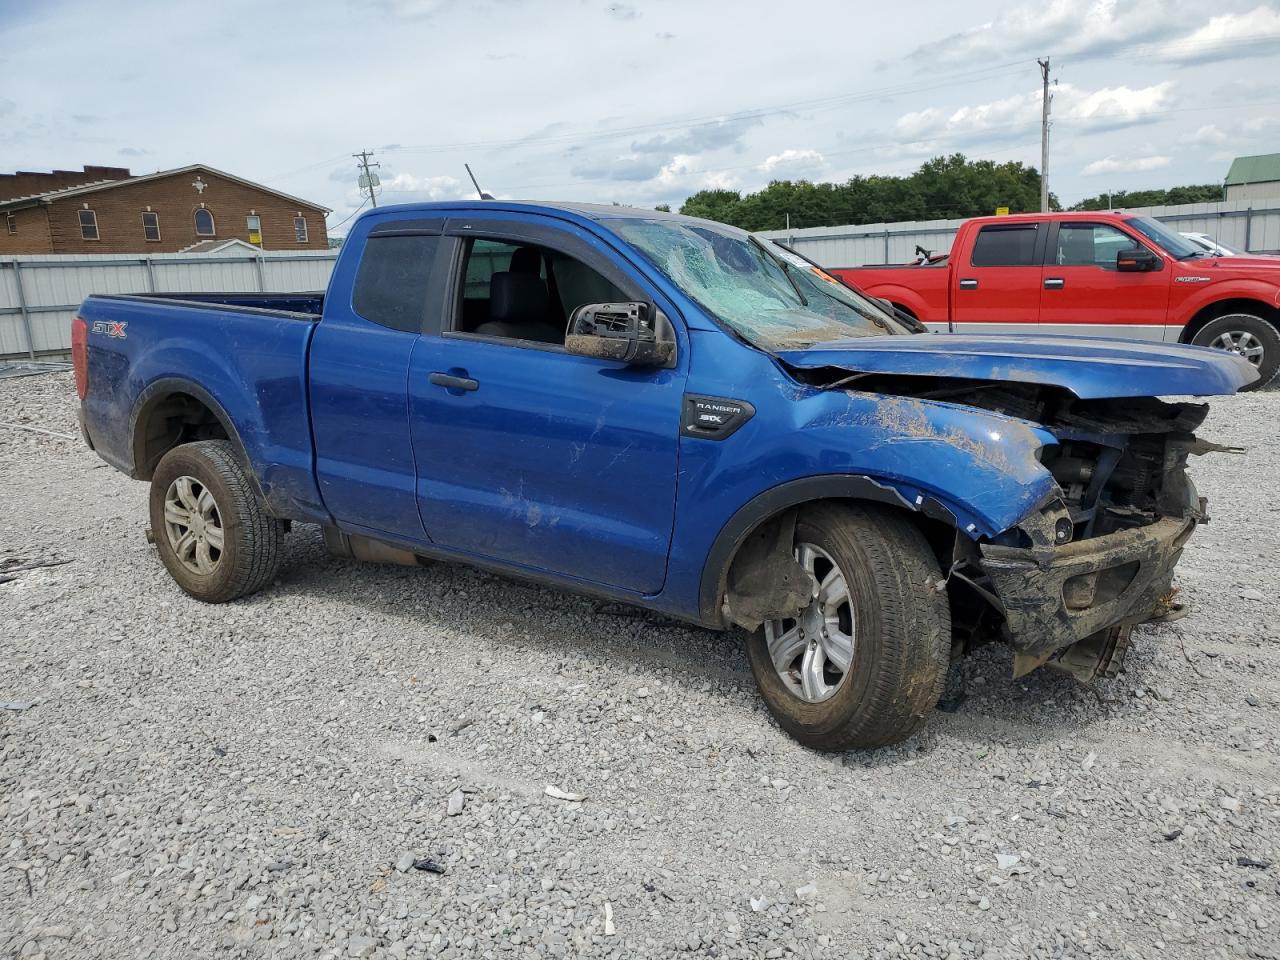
[2,371,1278,960]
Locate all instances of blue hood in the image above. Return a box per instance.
[776,333,1257,399]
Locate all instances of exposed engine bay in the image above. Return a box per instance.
[786,369,1235,682]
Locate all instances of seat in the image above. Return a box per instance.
[474,271,562,343]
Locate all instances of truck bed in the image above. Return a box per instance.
[76,291,325,522]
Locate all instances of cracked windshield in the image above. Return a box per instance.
[610,219,908,349]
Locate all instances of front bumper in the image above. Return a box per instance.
[979,502,1202,658]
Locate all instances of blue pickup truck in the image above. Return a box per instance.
[74,201,1255,750]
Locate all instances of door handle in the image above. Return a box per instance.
[958,278,978,289]
[1044,277,1065,289]
[429,372,479,392]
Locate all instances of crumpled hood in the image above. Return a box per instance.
[776,333,1258,399]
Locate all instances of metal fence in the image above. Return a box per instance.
[757,198,1280,268]
[0,250,338,358]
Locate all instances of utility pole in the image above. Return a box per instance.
[1038,57,1052,213]
[354,149,380,208]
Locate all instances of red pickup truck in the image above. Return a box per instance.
[834,212,1280,388]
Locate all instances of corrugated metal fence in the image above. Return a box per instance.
[757,199,1280,268]
[0,250,338,358]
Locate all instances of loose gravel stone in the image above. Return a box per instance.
[2,371,1279,959]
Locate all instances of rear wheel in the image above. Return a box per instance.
[149,440,283,602]
[744,503,950,751]
[1191,313,1280,389]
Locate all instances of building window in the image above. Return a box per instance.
[194,208,216,237]
[79,209,99,241]
[5,213,15,235]
[293,215,308,243]
[142,211,161,242]
[246,214,262,245]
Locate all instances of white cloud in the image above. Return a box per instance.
[377,173,466,201]
[1081,154,1171,176]
[760,149,826,176]
[1192,124,1228,145]
[909,0,1187,65]
[1154,6,1280,63]
[893,82,1173,144]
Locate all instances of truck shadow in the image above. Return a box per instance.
[271,524,1146,758]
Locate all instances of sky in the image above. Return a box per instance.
[3,0,1279,233]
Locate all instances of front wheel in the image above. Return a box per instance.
[744,503,951,751]
[1191,313,1280,389]
[148,439,283,603]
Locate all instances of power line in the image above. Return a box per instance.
[327,197,369,232]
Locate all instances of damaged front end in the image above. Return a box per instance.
[952,393,1226,681]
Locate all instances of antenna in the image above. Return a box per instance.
[465,163,494,200]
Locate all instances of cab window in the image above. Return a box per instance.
[1054,223,1138,270]
[454,237,627,346]
[970,224,1039,267]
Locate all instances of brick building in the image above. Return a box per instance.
[0,164,330,255]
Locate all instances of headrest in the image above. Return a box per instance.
[509,246,542,275]
[489,271,548,325]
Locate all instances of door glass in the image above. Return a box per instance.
[1054,224,1135,270]
[456,238,626,344]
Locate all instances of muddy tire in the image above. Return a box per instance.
[1191,313,1280,390]
[744,503,951,751]
[148,440,283,603]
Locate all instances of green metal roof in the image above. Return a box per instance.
[1225,153,1280,186]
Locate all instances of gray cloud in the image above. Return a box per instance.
[630,116,763,155]
[606,3,639,20]
[570,154,666,182]
[909,0,1190,66]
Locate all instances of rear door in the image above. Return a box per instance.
[1038,220,1173,340]
[951,222,1045,332]
[309,217,450,540]
[406,214,687,594]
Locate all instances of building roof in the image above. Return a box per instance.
[0,163,331,213]
[1225,153,1280,186]
[178,238,265,255]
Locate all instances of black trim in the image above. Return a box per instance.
[129,377,257,489]
[368,218,444,238]
[696,474,959,627]
[681,395,755,440]
[88,293,319,321]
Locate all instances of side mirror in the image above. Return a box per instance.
[1116,246,1158,272]
[564,302,674,367]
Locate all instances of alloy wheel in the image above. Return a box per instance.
[761,542,856,703]
[162,475,224,575]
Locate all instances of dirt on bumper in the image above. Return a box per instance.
[978,506,1201,660]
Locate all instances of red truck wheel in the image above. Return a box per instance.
[1191,313,1280,389]
[148,440,284,603]
[744,503,951,751]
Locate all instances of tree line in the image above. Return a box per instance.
[672,154,1224,230]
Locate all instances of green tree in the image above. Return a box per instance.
[1070,184,1224,211]
[678,154,1053,229]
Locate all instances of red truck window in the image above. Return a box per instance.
[970,225,1039,267]
[1053,223,1135,270]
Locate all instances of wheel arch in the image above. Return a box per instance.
[1179,297,1280,344]
[697,475,961,628]
[129,378,254,484]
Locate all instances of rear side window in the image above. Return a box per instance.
[352,234,442,333]
[970,224,1039,267]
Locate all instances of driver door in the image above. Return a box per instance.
[1039,221,1172,339]
[406,215,687,594]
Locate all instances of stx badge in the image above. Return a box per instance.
[91,320,128,338]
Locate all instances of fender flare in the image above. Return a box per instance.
[129,376,255,484]
[696,474,960,627]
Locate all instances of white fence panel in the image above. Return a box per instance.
[0,250,338,358]
[759,199,1280,267]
